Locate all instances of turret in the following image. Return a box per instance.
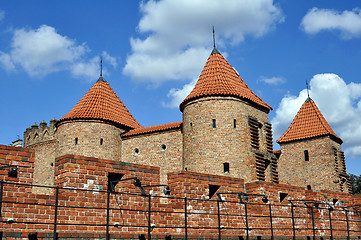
[55,76,141,160]
[277,97,351,193]
[180,47,278,183]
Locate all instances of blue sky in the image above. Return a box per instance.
[1,0,361,175]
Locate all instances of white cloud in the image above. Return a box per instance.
[0,51,15,71]
[10,25,87,77]
[0,25,117,80]
[260,76,285,85]
[162,78,197,108]
[301,7,361,39]
[123,0,283,83]
[272,73,361,159]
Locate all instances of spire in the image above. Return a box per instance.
[277,98,342,144]
[97,56,106,82]
[180,47,272,112]
[100,56,103,77]
[57,79,142,129]
[211,26,220,55]
[306,79,311,102]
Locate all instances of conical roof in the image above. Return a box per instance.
[277,97,342,144]
[180,48,272,112]
[57,77,141,129]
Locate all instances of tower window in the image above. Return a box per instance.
[100,138,103,145]
[304,150,309,161]
[307,185,312,190]
[75,138,78,145]
[223,162,230,173]
[213,119,216,128]
[233,119,236,128]
[161,144,166,150]
[134,148,139,154]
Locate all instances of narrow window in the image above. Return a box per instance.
[75,137,78,145]
[213,119,216,128]
[233,119,236,128]
[223,162,230,173]
[190,122,193,128]
[209,184,220,199]
[161,144,166,150]
[134,148,139,154]
[307,185,312,190]
[304,150,309,161]
[100,138,103,145]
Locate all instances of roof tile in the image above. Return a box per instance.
[180,49,272,111]
[277,98,342,143]
[122,121,182,138]
[57,77,141,129]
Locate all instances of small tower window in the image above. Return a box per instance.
[213,119,216,128]
[134,148,139,154]
[75,138,78,145]
[209,184,220,199]
[223,162,230,173]
[100,138,103,145]
[304,150,309,161]
[233,119,236,128]
[307,185,312,190]
[161,144,166,150]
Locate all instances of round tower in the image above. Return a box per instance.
[55,76,141,160]
[180,48,275,183]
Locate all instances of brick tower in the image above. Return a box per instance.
[55,76,141,160]
[277,97,351,193]
[180,47,279,183]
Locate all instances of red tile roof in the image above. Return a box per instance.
[277,98,342,144]
[57,77,141,129]
[122,121,182,138]
[180,48,272,112]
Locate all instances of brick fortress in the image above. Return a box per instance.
[1,46,360,239]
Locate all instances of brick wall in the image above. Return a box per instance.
[56,120,124,161]
[121,129,183,185]
[0,146,360,239]
[278,135,350,193]
[182,96,273,183]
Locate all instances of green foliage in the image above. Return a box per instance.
[349,174,361,195]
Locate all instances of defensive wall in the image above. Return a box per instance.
[0,144,360,239]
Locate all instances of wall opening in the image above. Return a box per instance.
[28,232,38,240]
[307,185,312,190]
[161,144,167,150]
[304,150,309,161]
[134,148,139,154]
[223,162,230,173]
[100,138,103,145]
[75,137,78,145]
[233,119,237,128]
[279,192,288,202]
[213,119,216,128]
[108,172,124,193]
[209,184,220,199]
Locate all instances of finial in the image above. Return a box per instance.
[100,56,103,77]
[213,26,216,48]
[305,79,311,102]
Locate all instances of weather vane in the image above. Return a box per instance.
[306,79,310,98]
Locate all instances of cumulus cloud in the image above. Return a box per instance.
[259,76,286,85]
[162,78,197,108]
[301,8,361,39]
[272,73,361,158]
[123,0,283,83]
[0,25,117,80]
[0,51,15,71]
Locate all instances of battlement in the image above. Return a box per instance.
[24,118,57,147]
